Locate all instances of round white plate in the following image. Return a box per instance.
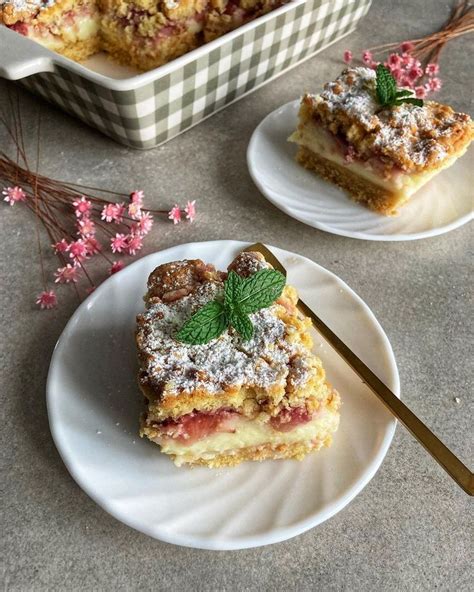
[47,240,399,550]
[247,100,473,241]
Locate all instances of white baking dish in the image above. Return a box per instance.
[0,0,371,149]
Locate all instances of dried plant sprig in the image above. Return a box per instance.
[1,97,198,310]
[343,1,473,99]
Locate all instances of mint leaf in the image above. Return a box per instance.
[224,270,243,311]
[376,64,396,106]
[230,312,254,341]
[236,269,286,314]
[176,300,227,345]
[375,64,423,108]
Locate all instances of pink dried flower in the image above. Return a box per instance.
[343,50,352,64]
[386,53,402,68]
[130,190,144,205]
[126,234,143,256]
[391,67,404,83]
[109,261,124,275]
[415,86,427,99]
[55,263,79,284]
[362,50,373,65]
[184,200,196,223]
[425,62,440,76]
[36,290,57,310]
[136,211,153,235]
[407,66,424,82]
[400,52,414,67]
[73,196,92,218]
[128,201,142,220]
[77,217,96,237]
[110,233,128,253]
[68,239,88,262]
[83,236,102,255]
[401,41,415,52]
[101,202,125,223]
[2,185,27,206]
[52,239,69,253]
[428,77,442,92]
[168,205,182,224]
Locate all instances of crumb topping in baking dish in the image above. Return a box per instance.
[135,255,314,397]
[0,0,55,10]
[307,67,472,171]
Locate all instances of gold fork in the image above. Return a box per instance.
[243,243,473,495]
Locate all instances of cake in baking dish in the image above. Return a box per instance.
[289,67,473,215]
[135,251,340,468]
[1,0,288,70]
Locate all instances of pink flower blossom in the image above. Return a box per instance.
[77,217,96,237]
[2,185,27,206]
[400,52,414,67]
[391,67,404,83]
[130,190,144,205]
[128,201,142,220]
[73,196,92,218]
[136,211,153,235]
[36,290,57,310]
[83,236,102,255]
[110,233,128,253]
[68,239,88,262]
[415,86,427,99]
[428,77,442,92]
[101,202,125,223]
[343,50,352,64]
[362,50,373,65]
[109,261,124,275]
[52,239,69,253]
[55,263,79,284]
[386,53,402,68]
[407,66,423,82]
[126,234,143,256]
[184,200,196,222]
[168,205,182,224]
[425,62,439,76]
[401,41,415,52]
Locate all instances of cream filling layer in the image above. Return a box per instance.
[28,16,100,49]
[154,407,340,465]
[289,121,463,198]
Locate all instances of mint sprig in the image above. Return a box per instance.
[176,268,286,345]
[375,64,423,108]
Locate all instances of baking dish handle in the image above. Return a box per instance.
[0,28,56,80]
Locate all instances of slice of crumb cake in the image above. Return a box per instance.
[289,67,473,215]
[136,251,340,468]
[0,0,101,61]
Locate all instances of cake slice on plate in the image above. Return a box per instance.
[0,0,101,61]
[289,67,473,215]
[136,251,340,468]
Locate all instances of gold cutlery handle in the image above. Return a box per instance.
[244,243,473,495]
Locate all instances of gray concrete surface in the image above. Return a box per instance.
[1,1,473,590]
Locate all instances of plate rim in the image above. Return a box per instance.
[46,239,400,550]
[247,100,474,242]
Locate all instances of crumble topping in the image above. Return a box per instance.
[308,67,472,172]
[0,0,55,11]
[136,254,313,397]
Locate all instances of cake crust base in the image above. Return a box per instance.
[172,436,334,468]
[296,145,408,215]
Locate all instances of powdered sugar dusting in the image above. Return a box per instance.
[136,261,313,397]
[311,67,471,170]
[0,0,55,11]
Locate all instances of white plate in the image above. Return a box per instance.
[247,100,474,241]
[47,240,399,550]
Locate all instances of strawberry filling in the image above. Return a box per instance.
[156,404,314,443]
[269,406,312,432]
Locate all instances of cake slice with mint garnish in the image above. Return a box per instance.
[136,251,340,468]
[289,66,473,215]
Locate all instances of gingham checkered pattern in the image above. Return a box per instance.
[19,0,371,149]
